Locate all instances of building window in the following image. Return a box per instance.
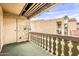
[57,21,62,34]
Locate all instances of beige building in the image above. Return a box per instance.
[31,16,78,36]
[68,18,77,36]
[31,17,65,35]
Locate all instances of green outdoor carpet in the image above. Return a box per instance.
[0,41,53,56]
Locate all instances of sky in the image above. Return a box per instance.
[31,3,79,22]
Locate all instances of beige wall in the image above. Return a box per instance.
[68,21,77,36]
[3,13,17,44]
[3,12,29,44]
[17,19,29,42]
[0,6,30,52]
[31,18,65,35]
[0,6,3,52]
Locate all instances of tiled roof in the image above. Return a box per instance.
[68,18,77,22]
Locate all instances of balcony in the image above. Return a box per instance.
[0,3,79,56]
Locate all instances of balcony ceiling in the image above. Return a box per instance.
[0,3,26,15]
[0,3,56,18]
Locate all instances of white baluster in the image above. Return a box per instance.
[77,45,79,56]
[51,38,54,53]
[47,37,49,50]
[61,39,65,56]
[68,40,73,56]
[55,38,59,55]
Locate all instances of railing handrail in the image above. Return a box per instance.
[29,32,79,42]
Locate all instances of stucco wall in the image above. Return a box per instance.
[17,18,30,42]
[31,18,65,35]
[68,21,77,36]
[3,13,17,44]
[0,6,30,52]
[0,6,3,52]
[3,12,29,44]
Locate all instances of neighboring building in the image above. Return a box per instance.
[68,18,77,36]
[31,16,68,35]
[77,23,79,28]
[70,22,79,36]
[31,16,79,36]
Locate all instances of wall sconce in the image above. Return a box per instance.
[24,28,26,30]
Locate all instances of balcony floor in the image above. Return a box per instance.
[0,41,53,56]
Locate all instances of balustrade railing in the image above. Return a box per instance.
[29,32,79,56]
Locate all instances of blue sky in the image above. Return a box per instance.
[31,3,79,22]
